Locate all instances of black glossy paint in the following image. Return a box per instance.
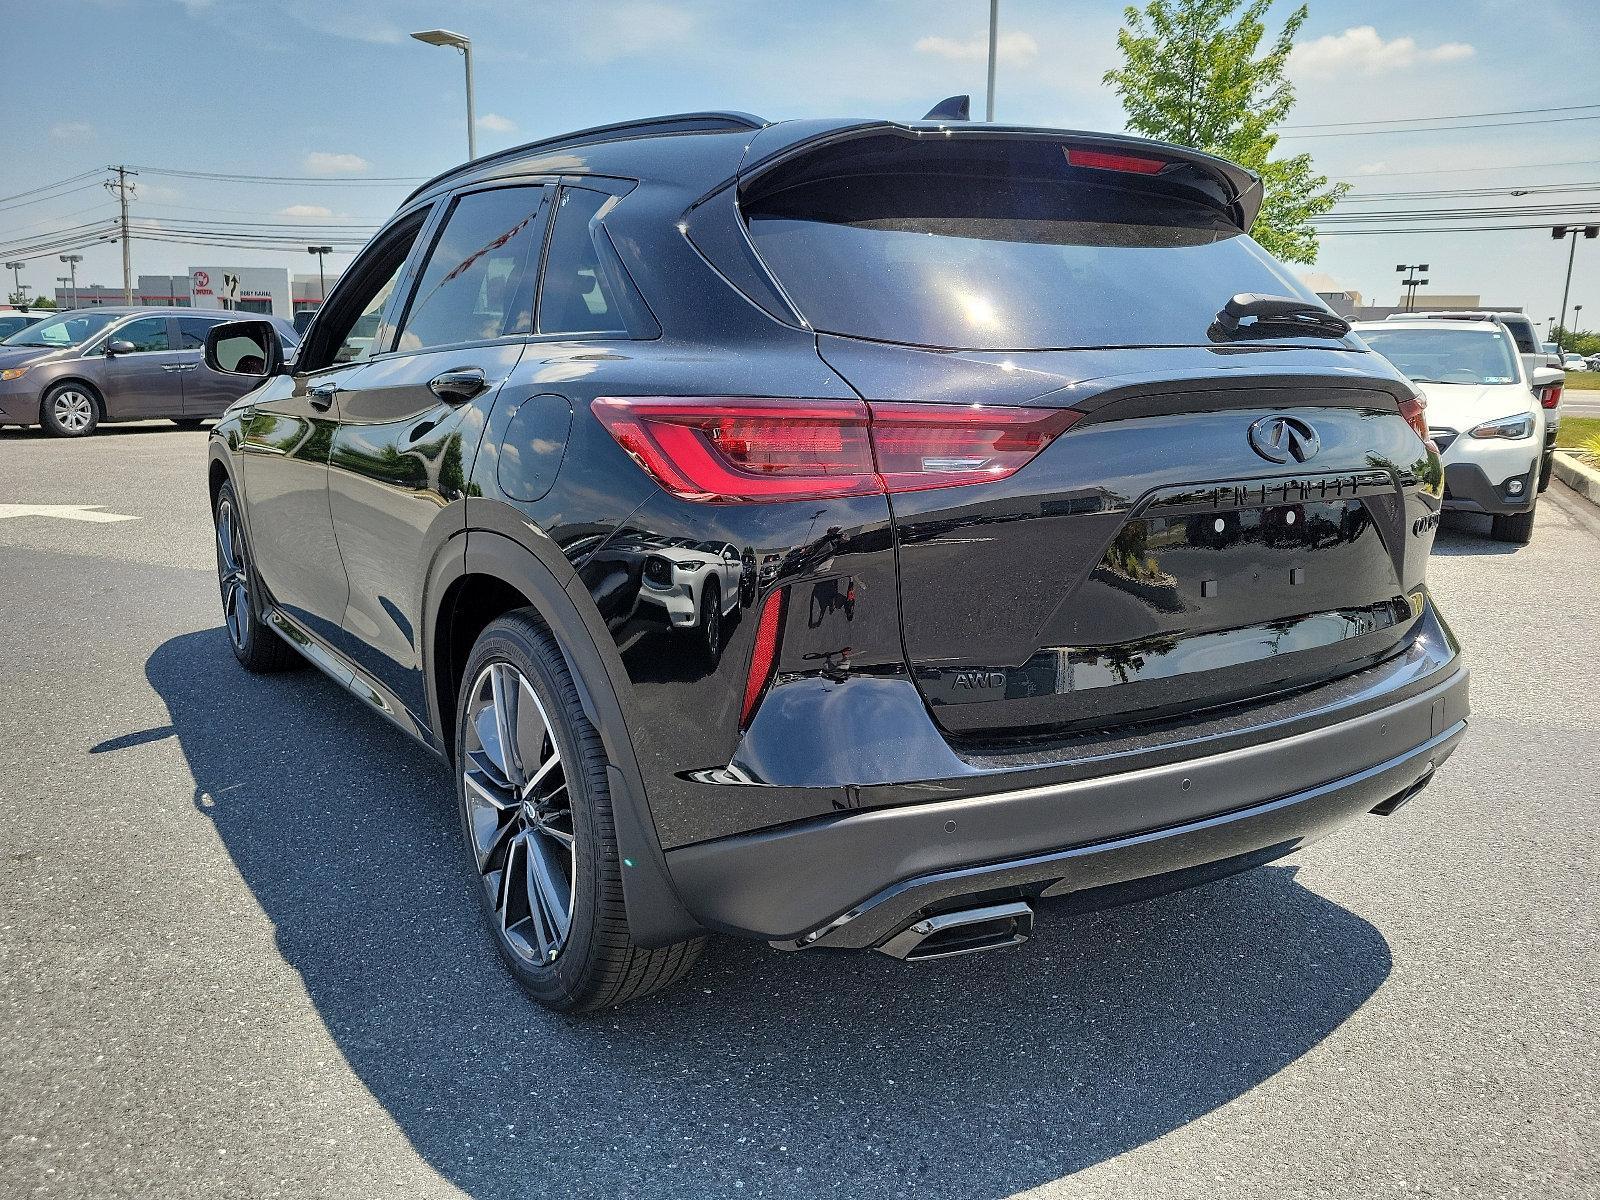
[208,114,1465,946]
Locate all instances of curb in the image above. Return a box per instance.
[1553,451,1600,507]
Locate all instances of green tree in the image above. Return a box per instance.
[1103,0,1348,264]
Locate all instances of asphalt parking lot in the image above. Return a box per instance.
[1,423,1597,1199]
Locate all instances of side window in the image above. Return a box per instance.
[112,317,171,353]
[176,316,219,350]
[538,188,626,336]
[396,186,545,353]
[300,210,429,371]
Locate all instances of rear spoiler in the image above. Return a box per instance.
[733,120,1265,231]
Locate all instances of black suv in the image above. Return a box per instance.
[204,112,1469,1011]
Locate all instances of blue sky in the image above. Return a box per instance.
[3,0,1597,328]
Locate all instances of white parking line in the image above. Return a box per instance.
[0,504,139,523]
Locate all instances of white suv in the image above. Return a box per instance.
[1356,318,1544,543]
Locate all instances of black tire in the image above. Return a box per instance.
[39,383,100,437]
[1538,449,1554,494]
[1491,503,1537,545]
[212,480,300,672]
[173,417,207,429]
[699,577,723,666]
[456,611,703,1011]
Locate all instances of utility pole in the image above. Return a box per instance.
[985,0,1000,121]
[4,261,26,305]
[59,254,82,309]
[1552,224,1598,350]
[104,165,138,304]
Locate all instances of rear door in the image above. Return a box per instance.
[99,315,187,419]
[325,182,549,718]
[739,131,1437,738]
[177,314,251,417]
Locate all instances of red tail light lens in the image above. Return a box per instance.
[1540,383,1562,410]
[870,403,1082,492]
[1399,394,1428,438]
[592,397,1078,503]
[1065,148,1168,174]
[740,586,786,728]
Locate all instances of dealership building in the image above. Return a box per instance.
[53,266,339,318]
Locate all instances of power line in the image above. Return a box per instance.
[128,165,424,186]
[1328,158,1600,179]
[1340,183,1600,202]
[0,181,105,214]
[1282,113,1600,139]
[0,171,101,207]
[1283,103,1600,130]
[1318,223,1600,236]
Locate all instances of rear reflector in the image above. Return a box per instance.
[740,587,786,728]
[592,397,1079,503]
[1066,148,1168,174]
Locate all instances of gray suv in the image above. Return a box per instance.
[0,307,299,436]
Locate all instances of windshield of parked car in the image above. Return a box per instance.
[1359,327,1519,386]
[2,310,120,348]
[742,135,1329,351]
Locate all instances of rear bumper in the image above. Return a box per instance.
[665,661,1468,948]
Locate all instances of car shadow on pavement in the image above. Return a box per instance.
[144,628,1392,1200]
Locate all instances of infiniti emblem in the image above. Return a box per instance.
[1248,415,1321,464]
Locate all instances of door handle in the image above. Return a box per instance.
[307,382,340,412]
[428,368,488,405]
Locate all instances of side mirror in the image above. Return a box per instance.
[204,319,285,378]
[104,339,136,356]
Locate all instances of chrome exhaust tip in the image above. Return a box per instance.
[877,900,1035,961]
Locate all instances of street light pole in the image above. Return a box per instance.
[4,261,25,305]
[985,0,999,122]
[60,254,82,309]
[1396,263,1430,312]
[1552,225,1597,350]
[307,245,332,307]
[411,29,476,160]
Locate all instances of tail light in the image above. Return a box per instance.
[740,587,786,728]
[1540,383,1562,410]
[591,397,1079,504]
[1398,393,1437,453]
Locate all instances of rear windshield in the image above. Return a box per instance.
[1358,327,1519,386]
[743,136,1325,351]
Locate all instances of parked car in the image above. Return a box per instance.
[0,307,49,341]
[1586,354,1600,371]
[638,539,745,661]
[1393,311,1563,490]
[1562,352,1588,371]
[203,111,1468,1011]
[0,307,300,436]
[1357,318,1544,542]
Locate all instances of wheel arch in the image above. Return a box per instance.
[426,530,703,947]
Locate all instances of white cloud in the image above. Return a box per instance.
[1290,26,1475,79]
[915,31,1039,64]
[1355,162,1389,175]
[49,121,94,142]
[303,151,371,175]
[566,2,696,63]
[477,113,518,134]
[278,204,334,218]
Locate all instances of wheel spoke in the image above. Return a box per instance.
[488,663,524,789]
[526,830,572,951]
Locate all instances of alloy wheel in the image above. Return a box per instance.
[215,497,250,650]
[462,662,576,966]
[52,390,94,434]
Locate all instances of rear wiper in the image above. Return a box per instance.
[1209,293,1351,342]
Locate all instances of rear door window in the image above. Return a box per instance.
[537,188,627,337]
[742,135,1324,351]
[396,186,545,352]
[176,316,220,349]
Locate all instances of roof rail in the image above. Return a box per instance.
[402,111,768,204]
